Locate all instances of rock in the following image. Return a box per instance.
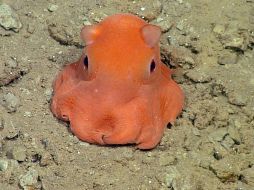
[19,168,39,190]
[40,152,52,166]
[24,111,32,117]
[44,88,52,102]
[224,36,247,51]
[4,119,20,139]
[7,146,26,162]
[1,92,20,112]
[219,33,248,52]
[151,17,173,33]
[185,69,212,83]
[213,24,225,35]
[227,125,241,144]
[5,57,18,68]
[0,158,8,171]
[164,166,180,188]
[169,48,196,69]
[209,154,253,182]
[158,153,176,166]
[0,3,22,32]
[176,21,184,31]
[241,166,254,186]
[47,4,58,12]
[26,24,35,34]
[82,16,92,26]
[0,59,30,87]
[218,53,238,65]
[227,90,248,106]
[209,128,228,142]
[221,135,235,150]
[213,143,228,160]
[48,22,82,47]
[0,116,4,130]
[164,164,220,189]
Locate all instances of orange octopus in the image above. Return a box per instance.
[51,14,184,149]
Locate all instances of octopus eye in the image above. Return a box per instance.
[83,56,89,68]
[150,60,156,73]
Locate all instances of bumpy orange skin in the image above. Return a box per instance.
[51,14,184,149]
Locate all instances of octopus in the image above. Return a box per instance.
[51,14,184,149]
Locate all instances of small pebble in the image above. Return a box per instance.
[228,125,241,144]
[0,159,8,171]
[24,111,32,117]
[1,92,20,113]
[0,3,22,32]
[7,146,26,162]
[209,128,228,142]
[19,168,39,189]
[48,4,58,12]
[44,88,53,102]
[40,152,52,166]
[0,117,4,130]
[213,24,225,35]
[176,21,184,31]
[221,135,235,150]
[27,24,35,34]
[218,53,238,65]
[228,91,247,106]
[5,57,18,68]
[221,34,247,51]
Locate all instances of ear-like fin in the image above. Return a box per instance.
[141,24,161,48]
[80,25,100,45]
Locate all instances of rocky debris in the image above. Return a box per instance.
[151,17,173,33]
[82,16,92,26]
[39,151,53,166]
[1,92,20,112]
[209,154,254,182]
[0,158,9,171]
[19,168,40,190]
[222,35,247,51]
[4,119,20,140]
[227,90,248,106]
[0,116,4,130]
[185,68,212,83]
[213,24,226,35]
[44,88,53,102]
[213,142,229,160]
[158,153,176,166]
[188,151,214,169]
[221,135,235,150]
[209,125,240,151]
[209,128,228,142]
[185,100,217,130]
[47,4,58,12]
[7,146,27,162]
[48,22,82,47]
[163,163,220,189]
[218,52,238,65]
[241,166,254,186]
[168,48,196,69]
[0,3,22,32]
[0,58,30,87]
[227,124,241,144]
